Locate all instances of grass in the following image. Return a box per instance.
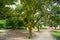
[51,30,60,40]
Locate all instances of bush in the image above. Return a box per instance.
[0,24,4,28]
[0,20,6,28]
[6,17,25,29]
[51,30,60,40]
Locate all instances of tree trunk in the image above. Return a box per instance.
[55,27,56,29]
[38,26,40,32]
[28,26,32,38]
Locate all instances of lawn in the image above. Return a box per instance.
[51,30,60,40]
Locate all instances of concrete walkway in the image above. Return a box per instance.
[32,29,56,40]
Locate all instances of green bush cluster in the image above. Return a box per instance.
[51,30,60,40]
[0,19,25,29]
[0,20,6,28]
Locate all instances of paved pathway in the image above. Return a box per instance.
[32,29,56,40]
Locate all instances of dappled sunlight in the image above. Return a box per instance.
[0,30,9,36]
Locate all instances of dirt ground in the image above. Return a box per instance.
[0,29,30,40]
[0,29,56,40]
[32,29,56,40]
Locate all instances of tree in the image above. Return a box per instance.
[49,4,60,29]
[20,0,54,38]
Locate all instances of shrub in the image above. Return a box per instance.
[51,30,60,40]
[6,17,24,29]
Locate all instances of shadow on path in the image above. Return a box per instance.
[0,29,28,40]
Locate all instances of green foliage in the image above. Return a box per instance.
[0,7,10,19]
[0,0,17,5]
[0,0,60,30]
[0,20,6,28]
[53,0,60,4]
[49,5,60,26]
[15,4,24,13]
[0,0,18,19]
[6,17,24,28]
[51,30,60,40]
